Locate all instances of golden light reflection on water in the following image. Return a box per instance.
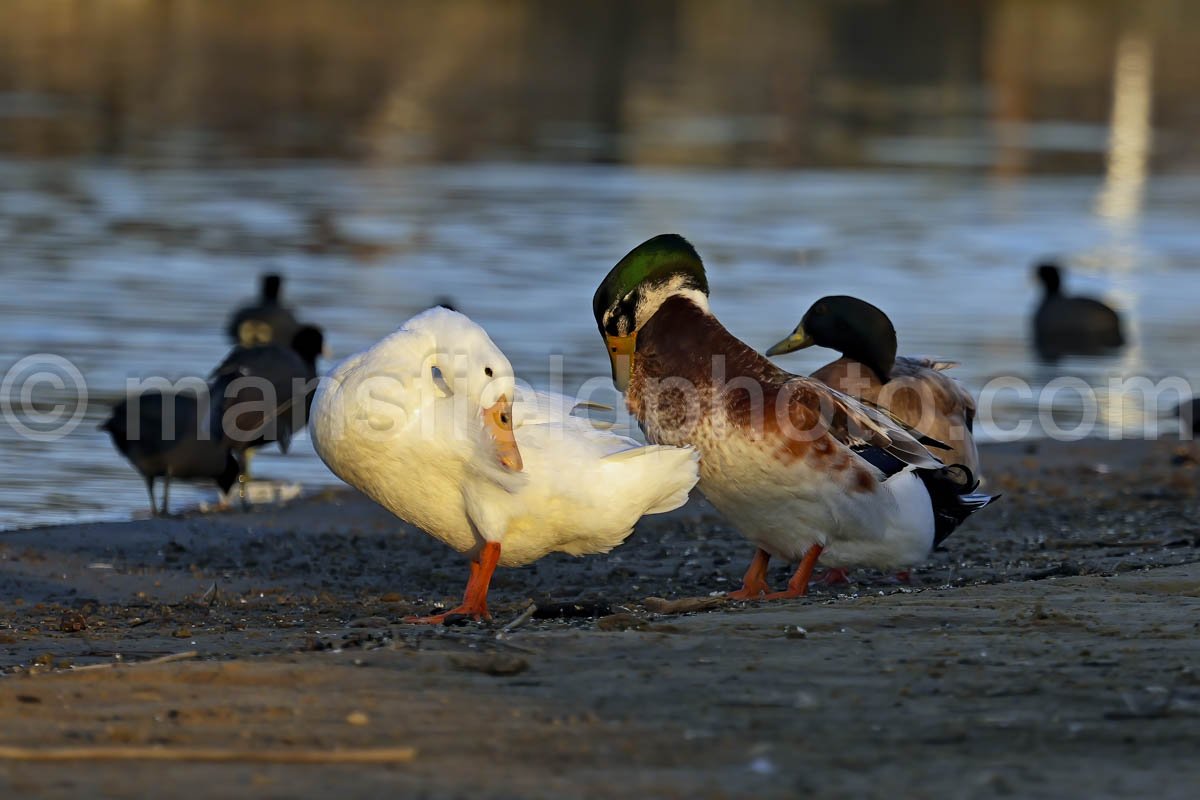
[1096,31,1155,224]
[1090,26,1157,433]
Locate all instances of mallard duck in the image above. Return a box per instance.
[1033,262,1125,360]
[593,234,996,599]
[102,390,240,516]
[309,307,700,623]
[210,325,326,484]
[226,274,301,348]
[765,295,980,480]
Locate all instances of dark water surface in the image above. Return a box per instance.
[1,0,1198,527]
[2,161,1197,528]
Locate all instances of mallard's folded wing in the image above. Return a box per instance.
[900,356,960,373]
[782,377,944,469]
[892,356,977,433]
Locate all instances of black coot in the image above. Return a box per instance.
[102,390,239,516]
[1033,262,1125,360]
[209,325,325,478]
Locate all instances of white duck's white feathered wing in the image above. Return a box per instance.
[535,388,698,516]
[465,388,699,565]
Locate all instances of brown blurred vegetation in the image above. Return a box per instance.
[0,0,1197,169]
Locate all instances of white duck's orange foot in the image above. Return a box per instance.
[403,604,491,625]
[403,541,501,626]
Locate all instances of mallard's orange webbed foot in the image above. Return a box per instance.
[762,543,824,601]
[727,585,771,600]
[726,548,772,599]
[814,567,851,586]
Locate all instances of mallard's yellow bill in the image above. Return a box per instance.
[482,395,522,472]
[765,326,815,357]
[604,333,637,392]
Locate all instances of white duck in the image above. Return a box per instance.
[309,307,700,623]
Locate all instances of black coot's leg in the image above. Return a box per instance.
[145,476,158,517]
[161,474,171,516]
[237,452,251,511]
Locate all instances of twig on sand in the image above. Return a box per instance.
[496,603,537,638]
[66,651,200,673]
[198,581,220,607]
[0,745,416,764]
[643,596,726,615]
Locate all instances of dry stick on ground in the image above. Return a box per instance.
[0,746,416,764]
[643,596,727,615]
[64,651,199,673]
[496,602,537,638]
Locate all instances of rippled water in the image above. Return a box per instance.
[2,160,1198,529]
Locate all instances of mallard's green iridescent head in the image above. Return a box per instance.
[593,234,710,390]
[766,295,898,383]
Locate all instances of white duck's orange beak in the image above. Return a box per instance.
[482,395,522,472]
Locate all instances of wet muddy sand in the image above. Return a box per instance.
[1,438,1199,799]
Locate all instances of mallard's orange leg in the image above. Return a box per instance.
[763,544,824,600]
[814,567,851,586]
[404,541,501,624]
[727,548,772,599]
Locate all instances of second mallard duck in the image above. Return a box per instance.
[765,295,980,480]
[593,234,996,599]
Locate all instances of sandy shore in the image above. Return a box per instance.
[2,438,1199,799]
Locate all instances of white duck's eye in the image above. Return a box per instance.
[484,367,493,377]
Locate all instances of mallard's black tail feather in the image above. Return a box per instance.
[916,464,999,546]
